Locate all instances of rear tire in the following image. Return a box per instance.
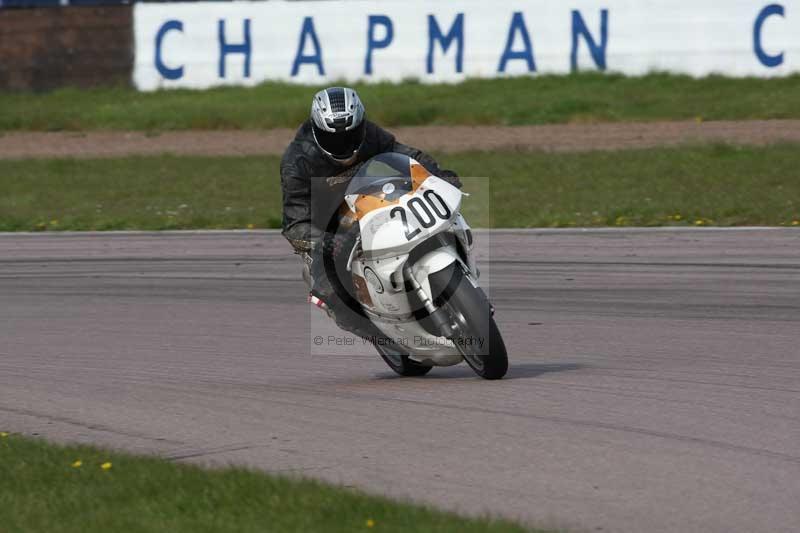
[429,264,508,380]
[373,341,433,377]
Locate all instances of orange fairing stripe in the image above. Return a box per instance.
[352,161,433,220]
[411,162,432,191]
[353,194,399,219]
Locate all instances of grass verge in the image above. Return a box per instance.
[0,144,798,231]
[0,433,540,533]
[2,73,800,131]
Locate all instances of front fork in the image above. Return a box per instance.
[402,263,455,338]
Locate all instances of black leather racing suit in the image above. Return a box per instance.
[280,119,461,331]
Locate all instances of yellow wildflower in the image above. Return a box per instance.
[792,220,799,226]
[695,220,704,226]
[72,460,82,468]
[246,224,255,230]
[50,220,59,226]
[0,432,8,438]
[366,519,375,528]
[101,462,112,470]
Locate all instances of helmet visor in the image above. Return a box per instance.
[313,121,366,159]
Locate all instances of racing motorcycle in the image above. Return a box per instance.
[316,152,508,380]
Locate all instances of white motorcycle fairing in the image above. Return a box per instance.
[346,171,476,367]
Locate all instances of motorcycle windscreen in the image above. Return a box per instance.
[345,152,415,200]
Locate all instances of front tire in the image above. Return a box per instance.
[428,264,508,380]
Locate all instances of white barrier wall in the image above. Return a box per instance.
[133,0,798,90]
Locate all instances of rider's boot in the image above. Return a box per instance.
[309,290,383,340]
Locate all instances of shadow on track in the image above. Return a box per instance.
[376,362,585,380]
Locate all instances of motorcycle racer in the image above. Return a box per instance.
[280,86,461,335]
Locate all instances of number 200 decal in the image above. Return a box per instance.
[390,190,451,241]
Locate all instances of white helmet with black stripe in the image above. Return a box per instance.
[310,87,366,166]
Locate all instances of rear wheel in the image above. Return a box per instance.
[374,341,433,377]
[428,264,508,380]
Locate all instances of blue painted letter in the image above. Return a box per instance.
[155,20,184,80]
[218,19,251,78]
[365,15,394,75]
[754,4,785,67]
[292,17,325,76]
[498,12,536,73]
[427,14,464,74]
[571,10,608,71]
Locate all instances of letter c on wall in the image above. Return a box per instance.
[155,20,184,80]
[753,4,785,67]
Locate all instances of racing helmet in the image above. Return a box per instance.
[310,87,366,166]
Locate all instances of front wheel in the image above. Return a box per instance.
[428,264,508,380]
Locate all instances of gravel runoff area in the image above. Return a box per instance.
[1,120,799,159]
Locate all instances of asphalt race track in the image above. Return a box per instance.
[1,229,799,533]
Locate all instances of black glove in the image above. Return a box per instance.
[438,169,462,188]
